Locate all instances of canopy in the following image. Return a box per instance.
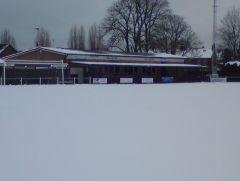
[71,61,204,68]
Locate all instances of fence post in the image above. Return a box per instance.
[20,78,23,85]
[57,77,59,85]
[39,77,42,85]
[73,77,75,85]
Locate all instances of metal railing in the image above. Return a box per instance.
[0,77,81,85]
[1,76,235,86]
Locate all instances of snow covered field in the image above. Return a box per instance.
[0,83,240,181]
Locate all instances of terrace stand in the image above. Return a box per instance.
[1,59,67,85]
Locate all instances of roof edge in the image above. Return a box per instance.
[3,47,67,59]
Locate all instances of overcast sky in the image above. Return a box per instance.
[0,0,240,50]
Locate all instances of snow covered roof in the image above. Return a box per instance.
[42,47,186,59]
[225,61,240,67]
[42,47,95,55]
[185,49,213,59]
[0,44,8,54]
[4,47,186,64]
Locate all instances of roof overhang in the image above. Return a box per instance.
[3,47,67,59]
[71,61,204,68]
[67,55,185,64]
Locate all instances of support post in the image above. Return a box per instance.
[39,77,42,85]
[57,77,59,85]
[61,60,64,85]
[20,78,23,85]
[3,62,6,85]
[73,77,75,85]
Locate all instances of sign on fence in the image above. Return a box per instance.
[210,78,227,82]
[120,78,133,84]
[142,78,154,84]
[93,78,108,84]
[161,77,174,83]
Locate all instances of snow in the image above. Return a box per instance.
[225,61,240,67]
[185,49,212,59]
[43,47,97,55]
[43,47,186,59]
[153,52,185,58]
[0,84,240,181]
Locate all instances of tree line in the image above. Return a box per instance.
[68,23,105,50]
[102,0,202,54]
[219,7,240,62]
[1,0,240,60]
[0,24,105,51]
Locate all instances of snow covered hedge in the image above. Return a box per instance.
[225,61,240,67]
[222,60,240,76]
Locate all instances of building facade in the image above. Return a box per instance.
[2,47,205,84]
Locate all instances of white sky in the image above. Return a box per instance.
[0,0,240,50]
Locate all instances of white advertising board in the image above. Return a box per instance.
[210,78,227,82]
[93,78,108,84]
[120,78,133,84]
[142,78,154,84]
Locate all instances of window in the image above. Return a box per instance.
[129,67,133,74]
[152,67,156,74]
[104,66,108,74]
[124,67,128,74]
[98,67,103,74]
[134,67,138,74]
[115,66,120,73]
[110,66,114,74]
[147,67,151,74]
[143,67,146,74]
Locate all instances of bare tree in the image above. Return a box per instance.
[68,25,78,49]
[103,0,133,52]
[88,23,105,51]
[103,0,170,53]
[0,29,17,48]
[68,25,86,50]
[79,25,86,50]
[138,0,170,52]
[219,7,240,59]
[35,27,51,47]
[152,14,201,54]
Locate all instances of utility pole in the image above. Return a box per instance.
[212,0,218,77]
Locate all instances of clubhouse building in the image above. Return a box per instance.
[1,47,207,84]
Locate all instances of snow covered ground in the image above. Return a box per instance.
[0,83,240,181]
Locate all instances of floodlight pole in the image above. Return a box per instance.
[212,0,218,77]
